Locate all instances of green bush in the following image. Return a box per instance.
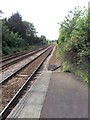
[2,21,30,55]
[75,67,88,84]
[3,46,11,55]
[62,61,70,72]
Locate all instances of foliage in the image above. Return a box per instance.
[2,19,29,55]
[62,61,70,72]
[57,6,89,84]
[5,12,46,45]
[75,67,88,83]
[2,11,48,56]
[39,35,47,44]
[22,21,37,43]
[6,12,25,38]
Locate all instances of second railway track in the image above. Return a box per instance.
[0,46,47,71]
[0,45,53,120]
[0,46,51,84]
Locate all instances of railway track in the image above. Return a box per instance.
[0,46,47,71]
[0,46,51,84]
[0,45,53,120]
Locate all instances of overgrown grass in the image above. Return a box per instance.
[62,61,71,72]
[56,44,89,86]
[75,67,88,84]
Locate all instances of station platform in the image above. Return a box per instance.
[7,70,88,118]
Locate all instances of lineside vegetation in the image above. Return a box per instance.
[57,6,89,85]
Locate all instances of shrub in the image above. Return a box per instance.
[62,61,70,72]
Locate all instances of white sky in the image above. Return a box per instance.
[0,0,89,40]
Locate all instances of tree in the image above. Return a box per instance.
[40,35,47,44]
[22,21,37,44]
[7,11,26,38]
[23,21,36,36]
[2,19,29,55]
[58,6,88,55]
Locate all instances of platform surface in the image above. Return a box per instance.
[40,72,88,118]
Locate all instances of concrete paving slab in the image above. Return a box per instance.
[31,84,49,93]
[26,92,45,105]
[31,73,51,92]
[18,104,42,118]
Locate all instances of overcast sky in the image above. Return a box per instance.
[0,0,89,40]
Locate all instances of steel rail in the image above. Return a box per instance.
[0,46,48,70]
[1,46,48,62]
[0,47,53,120]
[0,46,52,84]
